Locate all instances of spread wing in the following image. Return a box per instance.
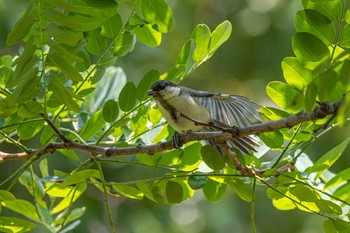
[188,89,263,154]
[189,90,263,127]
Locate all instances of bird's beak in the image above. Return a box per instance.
[147,89,156,96]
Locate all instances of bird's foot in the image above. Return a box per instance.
[172,132,183,148]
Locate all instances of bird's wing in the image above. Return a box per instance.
[190,89,263,127]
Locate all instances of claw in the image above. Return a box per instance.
[172,132,183,148]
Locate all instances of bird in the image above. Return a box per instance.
[147,80,263,154]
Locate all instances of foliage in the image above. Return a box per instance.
[0,0,349,232]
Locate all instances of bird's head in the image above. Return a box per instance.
[147,80,181,100]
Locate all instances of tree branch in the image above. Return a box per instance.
[0,100,343,175]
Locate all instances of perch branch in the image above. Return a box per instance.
[0,100,343,176]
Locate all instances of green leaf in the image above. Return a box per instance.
[39,159,49,178]
[292,32,330,62]
[165,181,184,204]
[46,24,83,46]
[266,81,304,113]
[259,131,284,149]
[323,218,350,233]
[113,32,136,57]
[101,13,123,38]
[188,173,208,190]
[0,190,16,201]
[158,149,183,166]
[48,79,81,112]
[209,20,232,54]
[302,0,342,20]
[203,179,227,202]
[119,82,138,111]
[136,153,162,166]
[79,110,106,141]
[201,145,225,170]
[333,183,350,202]
[161,64,186,83]
[49,52,83,81]
[295,9,335,46]
[305,138,350,179]
[17,101,42,118]
[229,178,253,202]
[52,182,87,214]
[305,81,318,112]
[63,170,101,186]
[85,29,107,55]
[40,119,60,145]
[318,68,338,102]
[1,200,40,222]
[0,99,18,118]
[141,0,173,33]
[137,69,160,101]
[7,10,35,45]
[102,99,119,123]
[131,14,162,47]
[282,57,314,90]
[8,68,40,104]
[176,39,196,74]
[339,25,350,48]
[46,8,82,30]
[69,0,119,19]
[191,24,211,63]
[178,143,202,171]
[325,167,350,190]
[112,184,144,200]
[17,120,44,140]
[0,216,36,233]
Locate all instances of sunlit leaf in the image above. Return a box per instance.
[49,52,83,81]
[209,20,232,54]
[131,14,162,47]
[112,184,144,200]
[292,32,330,62]
[191,24,211,63]
[282,57,314,90]
[305,138,350,179]
[0,216,36,233]
[302,0,342,20]
[318,68,338,102]
[1,200,40,222]
[52,182,87,214]
[141,0,173,33]
[295,9,335,46]
[266,81,304,113]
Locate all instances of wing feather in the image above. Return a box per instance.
[192,90,263,155]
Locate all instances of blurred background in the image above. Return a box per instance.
[1,0,349,232]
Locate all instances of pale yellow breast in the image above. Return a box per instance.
[157,94,211,134]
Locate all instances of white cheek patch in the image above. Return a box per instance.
[161,86,181,100]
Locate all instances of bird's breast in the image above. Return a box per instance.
[156,95,211,134]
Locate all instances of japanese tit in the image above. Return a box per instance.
[147,80,263,154]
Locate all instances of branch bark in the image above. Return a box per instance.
[0,100,343,175]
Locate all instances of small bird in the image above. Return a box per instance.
[147,80,263,154]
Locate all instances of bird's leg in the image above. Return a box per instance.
[172,131,183,148]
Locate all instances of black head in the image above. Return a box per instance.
[147,80,178,95]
